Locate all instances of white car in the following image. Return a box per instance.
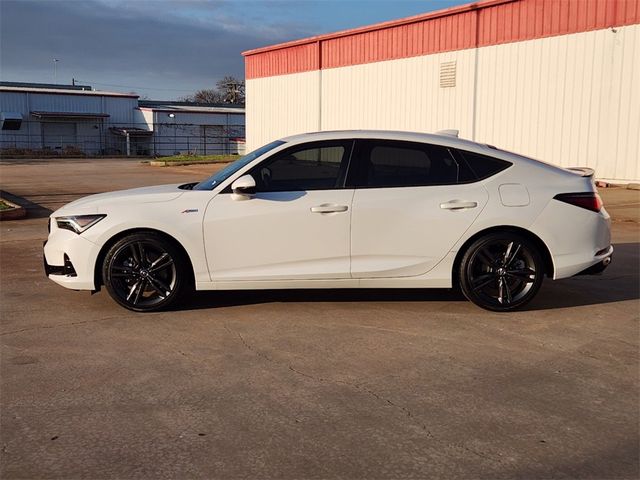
[44,130,612,312]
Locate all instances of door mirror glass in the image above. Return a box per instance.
[230,174,256,200]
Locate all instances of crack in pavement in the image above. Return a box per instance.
[0,316,121,337]
[223,323,509,467]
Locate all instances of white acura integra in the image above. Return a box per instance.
[44,130,612,312]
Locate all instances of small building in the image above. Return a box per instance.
[0,83,139,155]
[243,0,640,183]
[0,83,246,157]
[138,101,245,156]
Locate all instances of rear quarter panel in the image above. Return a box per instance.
[451,151,602,278]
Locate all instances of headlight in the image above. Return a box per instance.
[56,214,106,234]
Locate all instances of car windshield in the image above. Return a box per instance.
[193,140,285,190]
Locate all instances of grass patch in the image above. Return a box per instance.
[159,154,239,163]
[0,200,14,211]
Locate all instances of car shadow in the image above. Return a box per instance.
[178,242,638,312]
[0,190,53,219]
[523,241,639,311]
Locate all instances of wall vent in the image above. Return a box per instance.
[439,61,456,88]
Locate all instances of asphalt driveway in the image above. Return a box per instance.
[1,158,638,479]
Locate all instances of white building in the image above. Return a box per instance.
[243,0,640,183]
[138,102,245,156]
[0,84,245,157]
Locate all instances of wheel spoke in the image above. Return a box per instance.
[129,244,140,265]
[477,249,496,267]
[133,279,146,305]
[147,275,171,298]
[148,255,174,273]
[111,265,135,278]
[472,274,497,292]
[138,242,147,267]
[149,252,168,268]
[504,242,522,267]
[126,281,139,301]
[498,277,504,303]
[506,268,535,282]
[503,278,512,303]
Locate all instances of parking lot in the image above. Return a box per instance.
[1,158,638,479]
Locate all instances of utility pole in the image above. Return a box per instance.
[53,58,59,83]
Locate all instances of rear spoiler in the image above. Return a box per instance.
[566,167,595,178]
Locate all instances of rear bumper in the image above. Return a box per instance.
[575,245,613,275]
[531,202,612,280]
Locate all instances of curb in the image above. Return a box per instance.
[0,198,27,220]
[148,160,232,167]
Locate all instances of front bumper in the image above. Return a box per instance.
[43,226,100,290]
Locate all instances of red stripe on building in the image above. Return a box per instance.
[244,0,640,79]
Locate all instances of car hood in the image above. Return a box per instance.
[55,184,186,214]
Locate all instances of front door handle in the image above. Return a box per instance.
[440,200,478,210]
[310,204,349,214]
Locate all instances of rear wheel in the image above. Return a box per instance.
[102,232,188,312]
[459,232,544,311]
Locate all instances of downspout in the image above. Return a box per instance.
[318,40,323,131]
[471,6,480,142]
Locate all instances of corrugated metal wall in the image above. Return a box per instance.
[320,48,476,134]
[245,0,640,182]
[245,70,321,150]
[474,24,640,181]
[0,91,139,154]
[245,0,640,78]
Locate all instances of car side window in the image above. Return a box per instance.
[457,150,512,180]
[250,141,353,192]
[356,140,462,188]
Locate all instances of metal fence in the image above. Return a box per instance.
[0,121,246,157]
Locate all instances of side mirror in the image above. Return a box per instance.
[230,174,256,200]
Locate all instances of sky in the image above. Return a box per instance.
[1,0,468,100]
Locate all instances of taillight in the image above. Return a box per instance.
[553,192,603,213]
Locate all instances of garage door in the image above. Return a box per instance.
[42,123,76,151]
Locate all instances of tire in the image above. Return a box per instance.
[458,232,544,312]
[102,232,188,312]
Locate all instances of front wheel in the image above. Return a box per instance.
[102,232,188,312]
[459,232,544,311]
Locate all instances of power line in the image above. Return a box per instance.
[75,79,197,92]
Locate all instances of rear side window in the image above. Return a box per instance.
[356,140,464,188]
[457,150,511,180]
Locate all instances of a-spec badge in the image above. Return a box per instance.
[181,209,199,214]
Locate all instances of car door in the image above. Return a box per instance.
[203,140,355,281]
[350,139,488,278]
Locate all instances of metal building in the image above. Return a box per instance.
[243,0,640,183]
[138,102,245,156]
[0,85,138,155]
[0,84,246,157]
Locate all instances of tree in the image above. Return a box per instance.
[216,76,245,104]
[183,89,225,103]
[182,76,245,105]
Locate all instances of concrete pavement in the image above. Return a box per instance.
[1,158,638,479]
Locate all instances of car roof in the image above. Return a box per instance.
[281,130,494,154]
[279,129,577,178]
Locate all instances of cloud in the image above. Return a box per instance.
[0,0,317,98]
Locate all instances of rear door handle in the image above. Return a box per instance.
[310,204,349,214]
[440,200,478,210]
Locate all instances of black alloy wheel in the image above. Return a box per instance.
[459,232,544,311]
[102,232,187,312]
